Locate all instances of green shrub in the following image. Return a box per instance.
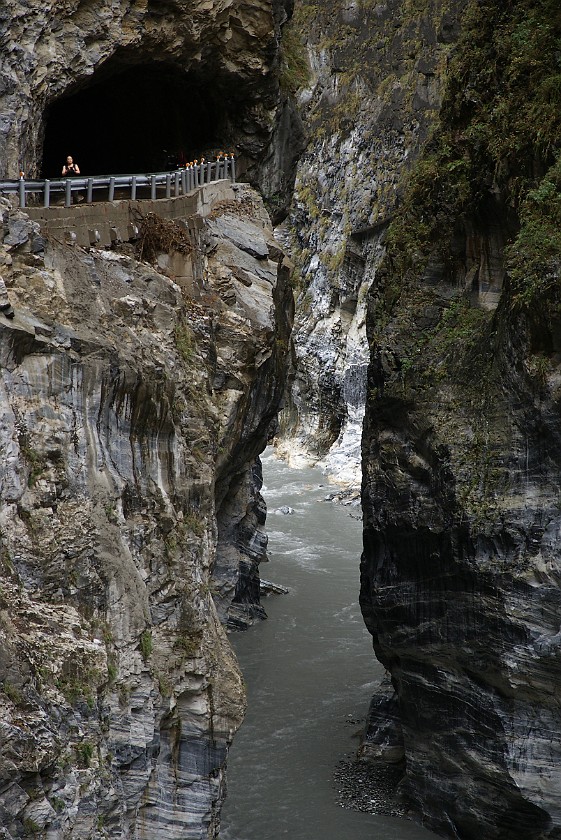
[175,324,194,363]
[279,19,311,94]
[139,630,152,661]
[184,512,205,537]
[76,742,94,768]
[4,680,22,704]
[506,155,561,308]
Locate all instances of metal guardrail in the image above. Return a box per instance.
[0,156,236,209]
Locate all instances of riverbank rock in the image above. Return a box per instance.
[259,579,289,596]
[334,758,405,818]
[0,184,292,838]
[274,505,295,515]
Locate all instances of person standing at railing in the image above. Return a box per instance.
[62,156,80,176]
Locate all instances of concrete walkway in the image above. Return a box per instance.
[25,180,236,248]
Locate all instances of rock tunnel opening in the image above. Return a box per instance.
[42,59,236,178]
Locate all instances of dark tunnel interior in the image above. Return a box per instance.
[42,60,235,178]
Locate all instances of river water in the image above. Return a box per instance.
[219,450,436,840]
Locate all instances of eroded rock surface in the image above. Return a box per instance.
[359,2,561,837]
[278,0,464,490]
[0,184,291,838]
[277,1,561,838]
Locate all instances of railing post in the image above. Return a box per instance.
[151,175,157,200]
[231,156,236,183]
[174,171,180,196]
[131,176,137,201]
[188,167,194,191]
[44,180,50,208]
[181,169,187,194]
[205,161,212,184]
[108,176,115,202]
[165,174,171,198]
[19,178,25,208]
[87,178,93,203]
[65,179,72,207]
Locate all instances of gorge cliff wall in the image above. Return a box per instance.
[0,182,292,838]
[280,0,561,837]
[277,0,463,489]
[0,2,298,834]
[359,1,561,838]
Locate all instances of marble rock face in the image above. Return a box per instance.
[277,0,465,491]
[357,74,561,840]
[360,279,561,837]
[0,184,292,838]
[281,1,561,838]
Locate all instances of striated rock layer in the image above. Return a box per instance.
[277,0,465,489]
[269,0,561,835]
[360,2,561,838]
[0,183,292,838]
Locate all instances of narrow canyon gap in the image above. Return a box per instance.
[2,1,561,839]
